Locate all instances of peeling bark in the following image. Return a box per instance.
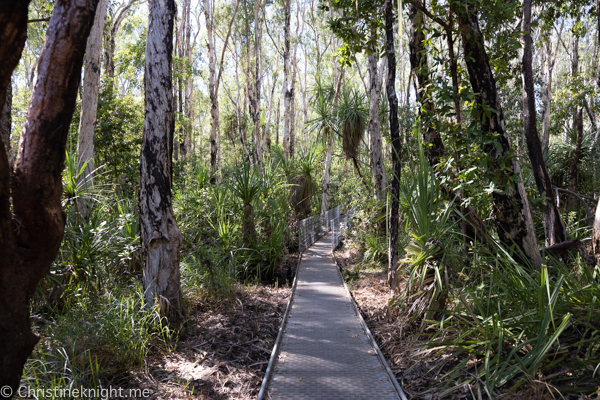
[1,83,11,163]
[77,0,109,180]
[140,0,183,319]
[205,0,220,181]
[367,46,387,200]
[540,35,555,153]
[0,0,98,389]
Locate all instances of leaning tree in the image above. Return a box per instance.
[0,0,99,391]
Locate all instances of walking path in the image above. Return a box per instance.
[267,234,400,399]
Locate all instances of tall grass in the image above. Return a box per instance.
[419,239,600,398]
[391,143,600,397]
[26,284,174,390]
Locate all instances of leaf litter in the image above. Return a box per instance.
[124,284,291,399]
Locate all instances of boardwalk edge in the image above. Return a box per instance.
[257,250,302,400]
[330,249,409,400]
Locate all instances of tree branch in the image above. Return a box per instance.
[554,186,596,219]
[27,17,50,23]
[408,0,449,30]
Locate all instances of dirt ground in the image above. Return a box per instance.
[123,255,299,400]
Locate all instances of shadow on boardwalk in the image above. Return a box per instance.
[267,234,400,400]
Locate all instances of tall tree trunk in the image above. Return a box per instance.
[446,10,461,127]
[385,0,402,292]
[321,8,343,212]
[321,130,333,213]
[408,3,487,243]
[289,53,298,158]
[264,60,279,154]
[276,98,280,145]
[320,73,344,213]
[597,0,600,90]
[0,0,98,389]
[1,83,11,163]
[594,198,600,266]
[454,1,541,268]
[521,0,567,247]
[541,35,554,153]
[205,0,221,181]
[0,1,29,113]
[567,30,583,212]
[568,106,584,210]
[367,47,387,200]
[282,0,292,159]
[251,0,264,171]
[180,0,191,158]
[140,0,183,319]
[77,0,109,181]
[204,0,237,178]
[594,0,600,266]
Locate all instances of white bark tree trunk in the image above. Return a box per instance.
[368,50,387,200]
[77,0,108,179]
[205,0,221,181]
[140,0,183,318]
[321,134,332,212]
[282,0,292,159]
[541,36,554,153]
[264,58,279,154]
[252,0,264,171]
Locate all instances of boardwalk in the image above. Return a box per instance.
[267,234,400,400]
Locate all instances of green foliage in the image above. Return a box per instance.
[95,85,144,197]
[422,241,600,397]
[26,284,175,388]
[230,162,264,207]
[324,0,384,65]
[337,87,368,160]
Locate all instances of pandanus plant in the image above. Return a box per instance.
[337,87,368,160]
[230,162,263,245]
[307,78,336,212]
[289,148,319,219]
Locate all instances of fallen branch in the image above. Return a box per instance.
[540,238,580,255]
[540,238,596,267]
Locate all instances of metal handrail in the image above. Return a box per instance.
[298,205,340,252]
[331,206,354,251]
